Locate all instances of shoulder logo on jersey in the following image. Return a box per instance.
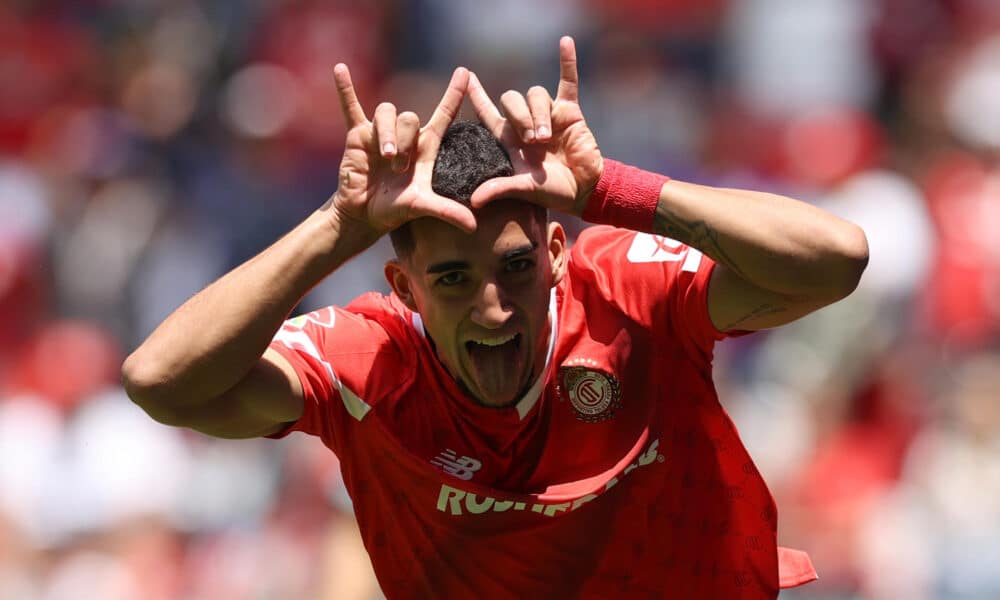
[430,449,482,481]
[283,307,336,331]
[626,233,703,272]
[558,364,622,423]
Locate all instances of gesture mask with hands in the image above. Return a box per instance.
[329,35,603,241]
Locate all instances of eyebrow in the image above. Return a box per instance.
[425,241,539,274]
[501,241,539,261]
[426,260,470,274]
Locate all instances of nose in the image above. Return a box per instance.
[469,281,512,329]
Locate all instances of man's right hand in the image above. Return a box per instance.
[329,65,477,237]
[466,36,603,218]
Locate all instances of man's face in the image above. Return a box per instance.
[385,199,566,408]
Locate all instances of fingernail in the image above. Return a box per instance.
[524,129,536,141]
[382,142,396,155]
[537,125,550,139]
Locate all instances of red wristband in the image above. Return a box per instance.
[582,159,669,232]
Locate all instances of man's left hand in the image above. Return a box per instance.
[468,36,603,217]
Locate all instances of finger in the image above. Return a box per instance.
[555,36,579,104]
[410,194,478,233]
[500,90,535,143]
[469,174,541,209]
[393,111,419,172]
[333,63,368,127]
[526,86,553,142]
[467,72,505,137]
[424,67,470,139]
[373,102,398,157]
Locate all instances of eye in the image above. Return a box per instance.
[505,258,534,273]
[437,271,466,286]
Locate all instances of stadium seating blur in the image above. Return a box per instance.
[2,1,999,598]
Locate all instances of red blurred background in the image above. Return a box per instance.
[2,1,999,598]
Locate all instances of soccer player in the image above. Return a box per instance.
[123,37,868,598]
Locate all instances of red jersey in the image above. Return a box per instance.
[269,226,817,599]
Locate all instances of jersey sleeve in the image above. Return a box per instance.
[568,226,730,361]
[266,294,413,451]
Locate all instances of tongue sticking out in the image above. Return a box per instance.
[466,335,523,402]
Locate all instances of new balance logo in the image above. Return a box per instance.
[430,449,482,481]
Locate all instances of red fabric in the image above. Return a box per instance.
[778,547,818,588]
[269,227,813,598]
[582,159,669,233]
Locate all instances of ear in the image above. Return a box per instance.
[547,221,567,286]
[384,259,419,312]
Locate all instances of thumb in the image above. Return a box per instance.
[469,174,541,209]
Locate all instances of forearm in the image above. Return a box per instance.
[653,180,868,299]
[122,202,377,410]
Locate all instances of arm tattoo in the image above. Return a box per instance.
[653,203,748,280]
[721,303,787,331]
[653,201,792,330]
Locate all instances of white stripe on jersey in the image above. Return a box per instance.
[274,323,372,421]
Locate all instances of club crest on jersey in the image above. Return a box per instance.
[559,365,622,423]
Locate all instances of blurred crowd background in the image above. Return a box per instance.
[1,0,999,598]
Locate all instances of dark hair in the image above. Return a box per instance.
[389,121,535,258]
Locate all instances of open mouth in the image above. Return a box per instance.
[465,333,521,353]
